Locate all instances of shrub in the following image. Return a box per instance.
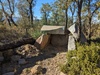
[61,43,100,75]
[31,29,42,39]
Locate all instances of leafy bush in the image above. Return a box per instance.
[31,29,42,39]
[61,43,100,75]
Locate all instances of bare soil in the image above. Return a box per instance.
[0,45,67,75]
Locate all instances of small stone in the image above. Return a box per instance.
[23,44,30,51]
[2,72,14,75]
[18,59,26,65]
[36,61,41,65]
[22,68,31,74]
[31,65,42,74]
[11,55,21,62]
[0,56,4,62]
[60,72,67,75]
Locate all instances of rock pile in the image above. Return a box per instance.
[16,44,39,58]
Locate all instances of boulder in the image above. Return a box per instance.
[31,65,42,74]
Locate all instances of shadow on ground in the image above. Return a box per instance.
[15,45,67,75]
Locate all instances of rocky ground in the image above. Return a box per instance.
[0,44,67,75]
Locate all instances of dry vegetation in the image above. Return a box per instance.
[0,25,25,44]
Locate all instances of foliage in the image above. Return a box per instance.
[31,29,42,39]
[82,0,100,42]
[0,0,17,26]
[40,3,52,25]
[0,9,3,21]
[0,25,27,45]
[61,43,100,75]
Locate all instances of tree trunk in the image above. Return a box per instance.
[72,13,74,24]
[65,9,68,33]
[87,0,91,44]
[29,3,33,25]
[88,17,92,44]
[65,9,69,50]
[77,0,83,42]
[45,13,47,25]
[0,37,35,51]
[78,11,82,42]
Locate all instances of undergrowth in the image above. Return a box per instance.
[60,43,100,75]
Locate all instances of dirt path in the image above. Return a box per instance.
[1,45,67,75]
[17,46,67,75]
[39,52,67,75]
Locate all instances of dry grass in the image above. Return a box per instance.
[0,25,27,45]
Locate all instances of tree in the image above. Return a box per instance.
[0,0,17,26]
[40,3,51,25]
[55,0,72,50]
[69,1,76,24]
[17,0,30,34]
[54,0,72,32]
[0,9,3,23]
[85,0,100,44]
[50,1,66,25]
[27,0,36,25]
[50,2,59,25]
[75,0,83,42]
[17,0,36,34]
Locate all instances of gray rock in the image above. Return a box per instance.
[68,35,76,50]
[18,59,26,65]
[68,24,87,43]
[2,72,14,75]
[68,24,79,40]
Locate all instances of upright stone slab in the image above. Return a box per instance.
[68,35,76,51]
[68,24,79,40]
[34,34,50,49]
[51,34,67,46]
[68,24,87,43]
